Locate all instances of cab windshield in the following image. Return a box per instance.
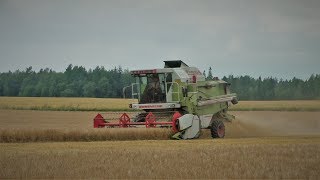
[136,74,166,103]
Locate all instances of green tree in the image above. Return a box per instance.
[207,67,213,80]
[203,70,206,79]
[83,81,96,97]
[60,89,75,97]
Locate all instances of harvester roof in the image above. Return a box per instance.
[130,60,205,82]
[164,60,189,68]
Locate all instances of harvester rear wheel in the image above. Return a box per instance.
[210,120,225,138]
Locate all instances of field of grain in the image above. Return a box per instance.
[1,110,319,142]
[1,137,319,179]
[1,97,320,111]
[1,97,320,178]
[0,97,137,111]
[229,100,320,111]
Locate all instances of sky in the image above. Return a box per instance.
[0,0,319,80]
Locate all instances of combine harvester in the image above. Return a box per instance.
[93,60,238,139]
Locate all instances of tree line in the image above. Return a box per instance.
[204,67,320,100]
[0,65,319,100]
[222,75,320,100]
[0,65,133,98]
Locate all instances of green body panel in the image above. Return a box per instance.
[171,82,180,102]
[195,81,228,115]
[177,80,230,116]
[196,103,228,116]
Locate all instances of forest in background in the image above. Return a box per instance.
[0,65,319,100]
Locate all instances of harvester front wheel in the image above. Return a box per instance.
[210,120,225,138]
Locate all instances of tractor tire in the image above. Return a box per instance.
[210,120,225,138]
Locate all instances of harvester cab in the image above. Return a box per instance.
[94,60,238,140]
[129,60,205,111]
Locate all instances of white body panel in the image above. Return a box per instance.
[199,114,214,128]
[178,114,201,139]
[131,103,181,110]
[178,114,194,130]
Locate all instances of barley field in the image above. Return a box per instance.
[0,128,172,143]
[0,97,137,111]
[1,97,320,178]
[1,137,319,179]
[230,100,320,111]
[0,97,320,111]
[0,110,319,142]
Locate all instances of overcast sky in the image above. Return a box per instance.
[0,0,319,79]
